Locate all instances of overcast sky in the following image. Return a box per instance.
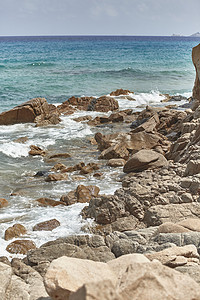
[0,0,199,36]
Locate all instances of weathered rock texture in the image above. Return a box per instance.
[0,98,60,126]
[58,95,119,113]
[0,260,48,299]
[192,43,200,101]
[43,254,200,300]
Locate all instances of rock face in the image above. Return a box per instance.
[60,185,100,206]
[0,97,60,125]
[192,43,200,101]
[26,235,115,269]
[58,95,119,113]
[44,257,117,300]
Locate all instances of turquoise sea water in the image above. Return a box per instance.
[0,35,200,112]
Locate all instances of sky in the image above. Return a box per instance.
[0,0,200,36]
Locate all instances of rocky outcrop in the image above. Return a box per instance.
[192,43,200,102]
[60,185,100,206]
[26,235,115,271]
[110,88,132,96]
[43,254,200,300]
[0,260,48,299]
[0,97,61,126]
[123,149,168,173]
[58,95,119,113]
[44,256,117,300]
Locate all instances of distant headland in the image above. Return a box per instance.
[172,32,200,37]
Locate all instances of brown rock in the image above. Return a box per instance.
[73,115,93,122]
[76,185,100,203]
[192,43,200,102]
[4,224,27,241]
[29,145,46,156]
[131,114,159,133]
[0,198,8,208]
[110,89,132,96]
[61,185,100,206]
[71,175,86,181]
[89,96,119,112]
[93,172,103,178]
[107,159,126,167]
[64,162,85,173]
[51,163,67,172]
[57,99,77,114]
[79,163,100,175]
[0,98,56,125]
[35,113,61,127]
[99,144,129,160]
[109,112,125,122]
[33,219,60,231]
[60,191,77,206]
[6,240,36,254]
[68,96,95,110]
[36,197,66,207]
[123,149,168,173]
[127,131,165,152]
[46,173,69,181]
[49,153,71,159]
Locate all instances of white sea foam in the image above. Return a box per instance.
[0,202,89,259]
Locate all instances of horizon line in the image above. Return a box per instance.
[0,34,198,38]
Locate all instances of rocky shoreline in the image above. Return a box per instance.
[1,45,200,299]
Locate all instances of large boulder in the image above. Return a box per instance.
[44,256,117,300]
[59,95,119,113]
[123,149,168,173]
[26,235,115,268]
[4,224,27,240]
[69,280,121,300]
[88,96,119,112]
[192,43,200,102]
[43,254,200,300]
[0,98,60,125]
[116,261,200,300]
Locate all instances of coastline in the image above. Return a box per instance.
[1,38,200,299]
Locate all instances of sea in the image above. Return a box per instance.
[0,35,200,258]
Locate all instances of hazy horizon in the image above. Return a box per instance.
[0,0,200,37]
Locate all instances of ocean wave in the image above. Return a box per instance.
[27,62,56,67]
